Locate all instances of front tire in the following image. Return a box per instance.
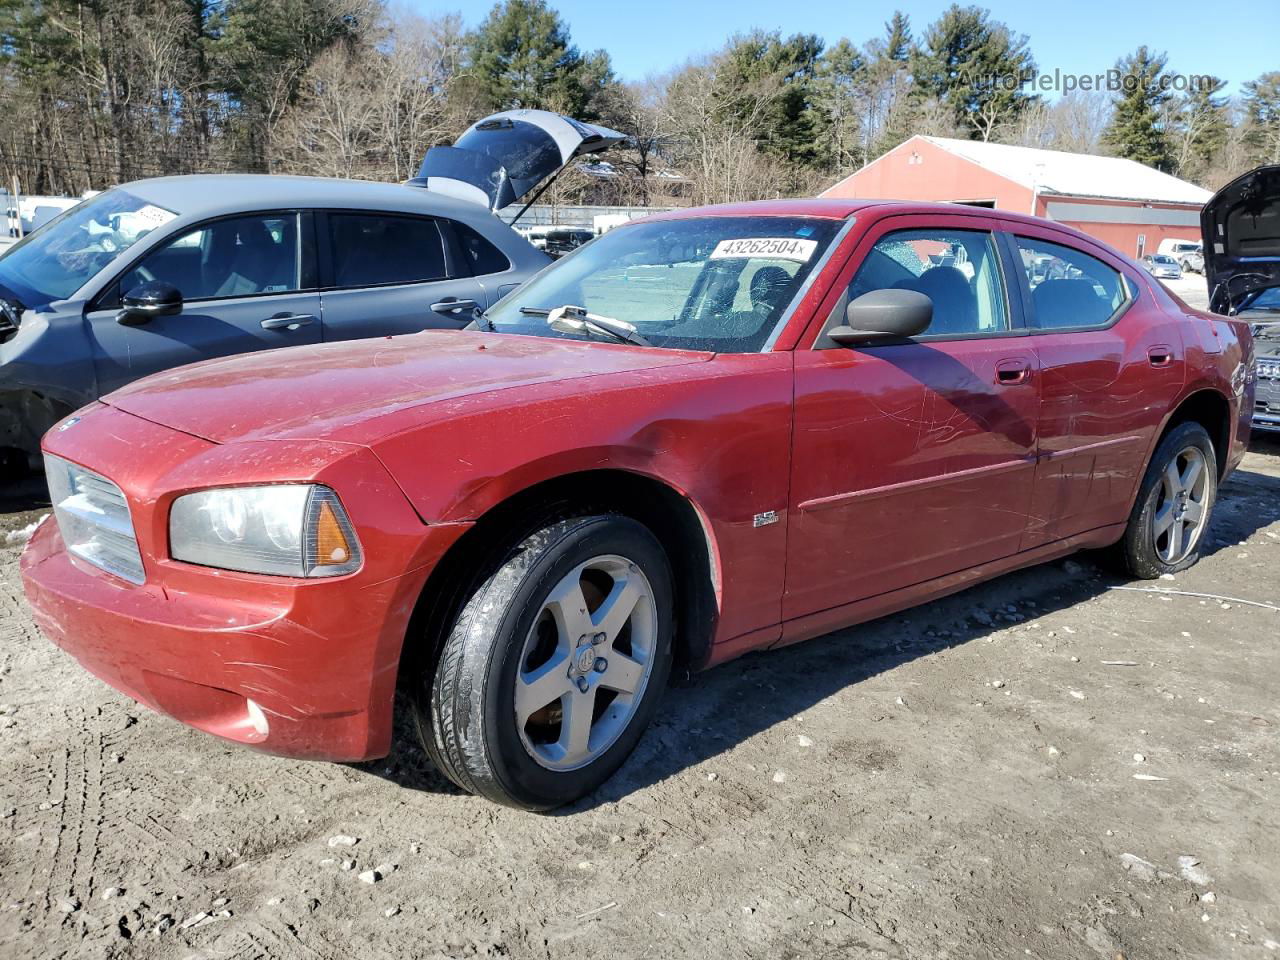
[414,515,674,810]
[1118,421,1217,578]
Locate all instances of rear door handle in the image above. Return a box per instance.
[995,358,1031,385]
[1147,345,1174,368]
[261,313,316,331]
[430,298,478,316]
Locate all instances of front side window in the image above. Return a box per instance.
[328,213,447,288]
[0,189,177,306]
[485,215,842,353]
[1014,235,1130,329]
[121,214,300,301]
[848,228,1009,337]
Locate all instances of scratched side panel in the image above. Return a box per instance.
[370,354,796,645]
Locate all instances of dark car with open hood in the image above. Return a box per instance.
[1202,164,1280,433]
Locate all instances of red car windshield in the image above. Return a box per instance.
[486,216,842,353]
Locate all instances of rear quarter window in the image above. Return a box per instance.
[1013,235,1131,330]
[453,221,512,276]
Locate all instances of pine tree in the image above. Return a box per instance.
[909,4,1037,141]
[882,12,912,62]
[716,31,828,171]
[1101,47,1173,169]
[463,0,612,117]
[1242,71,1280,165]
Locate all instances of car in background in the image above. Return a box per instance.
[1158,237,1204,273]
[22,198,1251,810]
[1142,254,1182,279]
[522,225,596,258]
[1200,163,1280,435]
[0,109,623,477]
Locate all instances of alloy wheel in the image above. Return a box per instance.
[1152,445,1210,564]
[514,555,657,771]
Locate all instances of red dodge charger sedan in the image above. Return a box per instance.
[22,199,1254,809]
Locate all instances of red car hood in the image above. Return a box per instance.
[104,330,711,445]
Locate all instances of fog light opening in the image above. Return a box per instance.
[246,698,270,737]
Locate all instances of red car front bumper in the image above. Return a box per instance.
[21,404,470,762]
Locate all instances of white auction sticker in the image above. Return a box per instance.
[709,237,817,262]
[131,204,177,229]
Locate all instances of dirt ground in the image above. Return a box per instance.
[4,314,1280,958]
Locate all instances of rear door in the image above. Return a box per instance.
[317,211,487,342]
[1004,226,1186,546]
[87,211,323,395]
[784,213,1040,623]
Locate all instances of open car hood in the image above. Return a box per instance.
[408,109,624,212]
[1202,164,1280,313]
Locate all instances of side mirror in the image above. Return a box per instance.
[117,281,182,326]
[826,288,933,347]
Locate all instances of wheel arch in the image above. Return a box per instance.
[397,467,722,695]
[1158,387,1232,479]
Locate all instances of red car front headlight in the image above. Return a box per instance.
[169,484,362,578]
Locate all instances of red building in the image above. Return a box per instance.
[822,135,1210,259]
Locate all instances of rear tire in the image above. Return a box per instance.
[413,514,674,810]
[1118,421,1217,578]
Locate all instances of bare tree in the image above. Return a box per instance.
[655,57,793,206]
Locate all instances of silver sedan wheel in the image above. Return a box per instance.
[514,555,657,771]
[1152,445,1210,564]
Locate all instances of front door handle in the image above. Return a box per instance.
[261,313,316,331]
[995,358,1031,385]
[1147,345,1174,368]
[430,298,479,316]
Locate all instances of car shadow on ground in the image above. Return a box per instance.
[365,455,1280,810]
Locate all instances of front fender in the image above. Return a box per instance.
[370,354,796,644]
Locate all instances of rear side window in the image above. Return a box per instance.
[327,213,446,288]
[453,221,511,275]
[1013,236,1130,329]
[848,228,1009,337]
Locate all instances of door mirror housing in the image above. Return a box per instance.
[826,288,933,347]
[117,281,183,326]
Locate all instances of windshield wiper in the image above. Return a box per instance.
[523,304,650,346]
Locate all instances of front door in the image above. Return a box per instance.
[784,215,1041,622]
[88,212,322,395]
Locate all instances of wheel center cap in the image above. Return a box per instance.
[575,645,597,675]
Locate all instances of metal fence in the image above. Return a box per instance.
[496,204,679,230]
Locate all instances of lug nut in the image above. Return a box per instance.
[594,657,607,673]
[592,632,607,645]
[576,676,589,693]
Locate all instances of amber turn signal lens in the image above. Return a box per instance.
[314,499,352,566]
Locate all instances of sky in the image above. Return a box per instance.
[409,0,1279,99]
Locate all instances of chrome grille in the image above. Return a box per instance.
[44,455,145,584]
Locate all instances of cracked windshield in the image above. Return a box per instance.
[485,216,841,352]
